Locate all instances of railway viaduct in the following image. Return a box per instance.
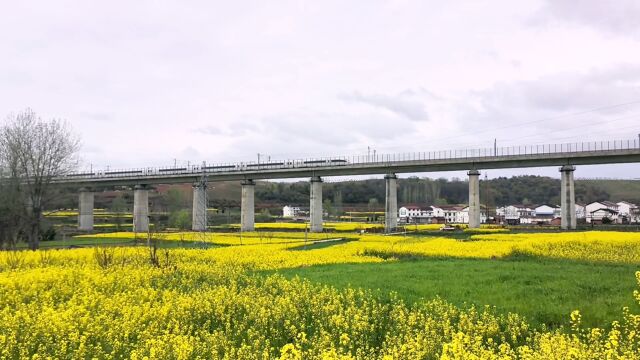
[54,139,640,233]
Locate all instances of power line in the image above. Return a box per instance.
[492,113,640,146]
[361,99,640,152]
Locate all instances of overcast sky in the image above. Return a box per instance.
[1,0,639,180]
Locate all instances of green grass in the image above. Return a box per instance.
[288,238,355,251]
[274,257,640,329]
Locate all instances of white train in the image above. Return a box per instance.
[63,158,349,178]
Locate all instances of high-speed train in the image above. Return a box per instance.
[63,158,350,178]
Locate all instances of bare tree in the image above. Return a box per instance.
[0,109,80,250]
[0,155,24,250]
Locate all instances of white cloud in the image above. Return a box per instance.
[0,0,639,178]
[339,91,429,121]
[536,0,640,38]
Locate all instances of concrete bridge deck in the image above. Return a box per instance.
[59,138,640,233]
[56,140,640,186]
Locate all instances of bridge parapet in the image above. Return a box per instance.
[53,138,640,185]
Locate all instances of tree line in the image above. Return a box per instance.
[255,175,617,208]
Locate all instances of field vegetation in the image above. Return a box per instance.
[1,230,640,358]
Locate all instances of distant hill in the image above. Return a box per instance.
[253,176,639,208]
[578,180,640,205]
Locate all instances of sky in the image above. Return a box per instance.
[1,0,639,181]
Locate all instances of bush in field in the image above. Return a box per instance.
[39,225,56,242]
[168,209,191,230]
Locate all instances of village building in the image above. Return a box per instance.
[398,200,636,226]
[585,201,619,223]
[575,204,586,220]
[533,205,560,224]
[461,205,488,224]
[398,205,429,223]
[496,204,535,224]
[399,204,466,224]
[616,201,640,224]
[440,205,468,224]
[282,205,301,218]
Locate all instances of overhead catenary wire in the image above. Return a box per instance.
[348,99,640,154]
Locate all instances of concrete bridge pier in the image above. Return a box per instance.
[310,176,323,232]
[560,165,577,230]
[133,185,150,233]
[241,180,255,231]
[384,173,398,233]
[78,188,94,231]
[192,182,207,231]
[468,170,481,229]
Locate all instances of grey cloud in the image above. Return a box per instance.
[194,126,223,135]
[179,146,200,159]
[536,0,640,38]
[190,109,414,161]
[79,111,114,122]
[263,110,411,146]
[339,91,429,121]
[193,125,254,137]
[449,65,640,146]
[479,65,640,113]
[81,144,103,154]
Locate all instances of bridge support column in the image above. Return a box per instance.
[385,174,398,233]
[310,176,323,232]
[241,180,255,232]
[78,188,94,231]
[560,165,576,230]
[192,182,207,231]
[133,185,150,233]
[468,170,481,229]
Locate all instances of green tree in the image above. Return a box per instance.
[333,190,343,215]
[368,198,379,211]
[166,188,188,213]
[111,193,127,231]
[169,209,191,230]
[323,199,334,217]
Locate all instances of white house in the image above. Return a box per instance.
[575,204,586,220]
[496,205,517,220]
[440,205,468,224]
[399,205,448,223]
[534,205,558,224]
[461,206,488,224]
[429,206,445,220]
[497,205,534,224]
[399,205,429,223]
[282,205,301,218]
[399,205,425,219]
[616,201,640,223]
[534,205,555,216]
[585,201,619,223]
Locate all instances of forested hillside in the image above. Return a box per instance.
[253,176,637,207]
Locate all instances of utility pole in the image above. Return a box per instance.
[494,139,497,156]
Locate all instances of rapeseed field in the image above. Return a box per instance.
[1,231,639,358]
